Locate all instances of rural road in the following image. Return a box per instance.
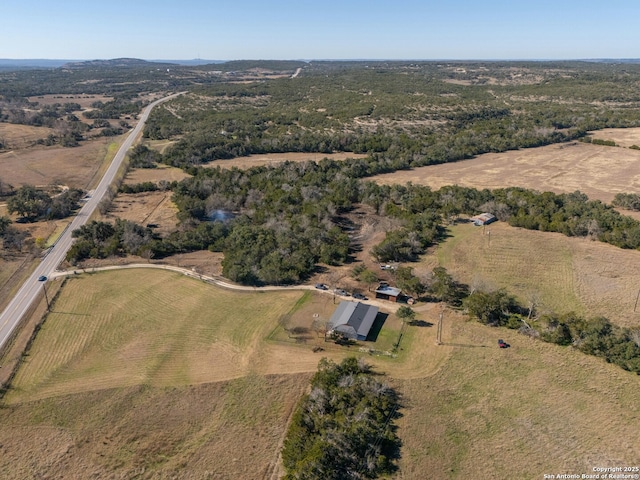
[0,92,183,354]
[49,263,400,312]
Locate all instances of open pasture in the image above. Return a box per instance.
[432,221,640,328]
[110,191,179,236]
[27,94,113,109]
[4,269,304,403]
[0,137,115,189]
[0,373,310,479]
[396,315,640,479]
[122,164,191,185]
[0,123,54,149]
[371,135,640,204]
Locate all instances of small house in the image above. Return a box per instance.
[327,301,379,341]
[374,285,402,303]
[471,212,497,226]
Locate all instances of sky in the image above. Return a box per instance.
[2,0,639,60]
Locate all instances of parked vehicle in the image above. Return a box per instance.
[353,292,368,300]
[315,283,328,290]
[334,288,350,296]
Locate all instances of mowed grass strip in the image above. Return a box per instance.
[434,222,582,315]
[6,269,304,403]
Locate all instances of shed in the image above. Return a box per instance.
[374,285,402,303]
[327,301,379,341]
[470,212,497,226]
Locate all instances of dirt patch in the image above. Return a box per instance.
[204,151,368,170]
[108,191,179,236]
[371,138,640,203]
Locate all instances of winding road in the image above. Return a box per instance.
[0,92,183,354]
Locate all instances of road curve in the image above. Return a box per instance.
[49,263,399,312]
[0,93,184,354]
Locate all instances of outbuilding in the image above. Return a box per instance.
[327,301,379,341]
[374,285,402,303]
[470,212,496,226]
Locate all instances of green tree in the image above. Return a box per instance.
[6,185,52,221]
[397,305,416,324]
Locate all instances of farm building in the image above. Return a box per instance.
[470,212,497,226]
[327,301,379,341]
[374,285,402,303]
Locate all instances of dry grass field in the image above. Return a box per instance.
[371,132,640,204]
[0,137,116,189]
[430,221,640,328]
[1,267,638,478]
[109,191,180,235]
[0,123,54,149]
[395,316,640,479]
[122,164,191,185]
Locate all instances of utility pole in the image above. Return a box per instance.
[436,309,443,345]
[634,288,640,312]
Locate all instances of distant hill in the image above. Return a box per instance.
[62,58,178,69]
[0,59,73,70]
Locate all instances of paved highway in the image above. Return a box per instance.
[0,92,183,354]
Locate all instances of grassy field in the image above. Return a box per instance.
[429,220,640,328]
[433,221,582,316]
[4,269,304,402]
[1,267,638,478]
[395,316,640,479]
[370,133,640,204]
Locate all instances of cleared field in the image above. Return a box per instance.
[396,316,640,479]
[27,94,113,109]
[4,269,304,403]
[432,221,640,328]
[0,123,54,149]
[110,191,179,235]
[370,137,640,204]
[122,164,191,185]
[1,268,638,478]
[4,269,451,405]
[0,137,115,189]
[0,374,310,479]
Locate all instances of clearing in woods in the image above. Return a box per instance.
[370,130,640,204]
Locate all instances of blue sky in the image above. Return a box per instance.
[2,0,639,60]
